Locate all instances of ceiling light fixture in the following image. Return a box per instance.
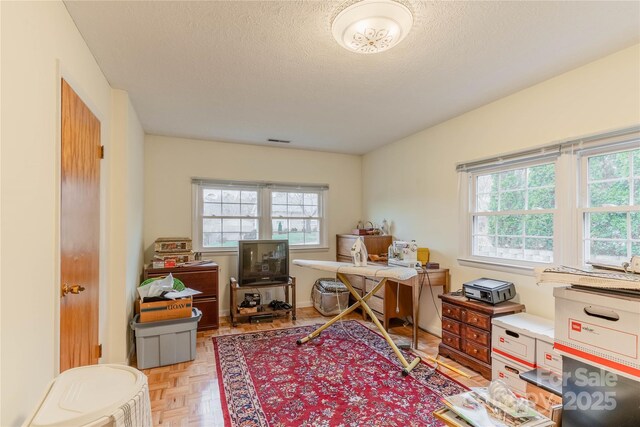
[331,0,413,54]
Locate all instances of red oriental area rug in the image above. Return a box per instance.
[213,321,467,427]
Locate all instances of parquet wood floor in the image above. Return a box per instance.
[134,307,489,426]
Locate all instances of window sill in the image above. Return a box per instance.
[457,257,552,276]
[198,246,330,256]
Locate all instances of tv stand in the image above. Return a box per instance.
[229,276,296,327]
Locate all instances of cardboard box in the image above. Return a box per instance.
[553,286,640,380]
[491,353,529,395]
[492,313,554,369]
[135,296,193,323]
[525,382,562,415]
[536,332,562,375]
[154,237,192,253]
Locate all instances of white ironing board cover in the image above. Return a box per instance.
[293,259,417,281]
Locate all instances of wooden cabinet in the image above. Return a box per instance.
[143,263,219,330]
[336,234,392,263]
[438,293,525,380]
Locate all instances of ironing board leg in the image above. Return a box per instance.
[296,274,370,345]
[297,273,421,375]
[345,277,421,375]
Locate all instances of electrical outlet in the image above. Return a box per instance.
[265,290,272,302]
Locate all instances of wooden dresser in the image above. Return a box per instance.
[143,263,219,330]
[336,234,392,263]
[438,293,525,380]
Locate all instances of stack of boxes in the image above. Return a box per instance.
[152,237,194,268]
[491,313,562,415]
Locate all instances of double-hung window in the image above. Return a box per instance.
[580,146,640,265]
[459,126,639,273]
[192,179,328,251]
[470,161,556,264]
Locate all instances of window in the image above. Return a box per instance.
[458,127,639,273]
[192,179,328,251]
[471,162,556,263]
[271,190,321,245]
[581,147,640,265]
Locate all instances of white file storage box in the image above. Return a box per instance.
[492,313,554,369]
[491,353,530,395]
[131,308,202,369]
[536,329,562,375]
[553,286,640,380]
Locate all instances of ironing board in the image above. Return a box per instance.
[293,259,421,375]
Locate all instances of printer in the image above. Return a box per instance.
[463,278,516,305]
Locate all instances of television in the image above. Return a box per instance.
[237,240,289,286]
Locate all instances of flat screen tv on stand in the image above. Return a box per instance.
[237,240,289,286]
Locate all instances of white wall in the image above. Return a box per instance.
[0,2,144,424]
[107,90,145,364]
[144,135,362,311]
[362,45,640,336]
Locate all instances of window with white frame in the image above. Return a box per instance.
[271,190,321,245]
[458,127,639,272]
[471,162,556,263]
[581,147,640,265]
[192,179,328,251]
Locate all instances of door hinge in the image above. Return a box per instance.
[99,145,105,159]
[97,344,103,358]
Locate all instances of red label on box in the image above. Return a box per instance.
[499,372,505,378]
[571,321,581,332]
[164,259,176,268]
[545,353,552,361]
[500,337,505,343]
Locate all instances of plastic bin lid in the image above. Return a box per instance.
[29,364,146,427]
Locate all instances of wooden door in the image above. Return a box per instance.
[60,79,101,372]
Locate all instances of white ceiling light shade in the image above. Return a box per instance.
[331,0,413,54]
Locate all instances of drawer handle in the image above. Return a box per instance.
[446,309,451,314]
[473,334,478,339]
[473,348,478,354]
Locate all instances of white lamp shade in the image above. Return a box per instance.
[332,0,413,54]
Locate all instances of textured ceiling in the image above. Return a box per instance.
[64,1,640,154]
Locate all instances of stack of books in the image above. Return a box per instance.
[435,388,554,427]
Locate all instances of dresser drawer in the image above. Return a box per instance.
[463,340,490,363]
[442,303,462,320]
[343,274,364,292]
[441,331,461,350]
[193,297,219,330]
[148,270,218,297]
[462,309,491,330]
[365,277,385,298]
[462,324,490,347]
[368,295,384,314]
[442,317,461,335]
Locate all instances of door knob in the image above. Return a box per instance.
[61,284,86,297]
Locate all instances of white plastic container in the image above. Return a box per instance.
[23,364,150,427]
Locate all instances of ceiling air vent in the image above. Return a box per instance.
[267,138,291,144]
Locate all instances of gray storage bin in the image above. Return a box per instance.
[130,308,202,369]
[312,278,350,316]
